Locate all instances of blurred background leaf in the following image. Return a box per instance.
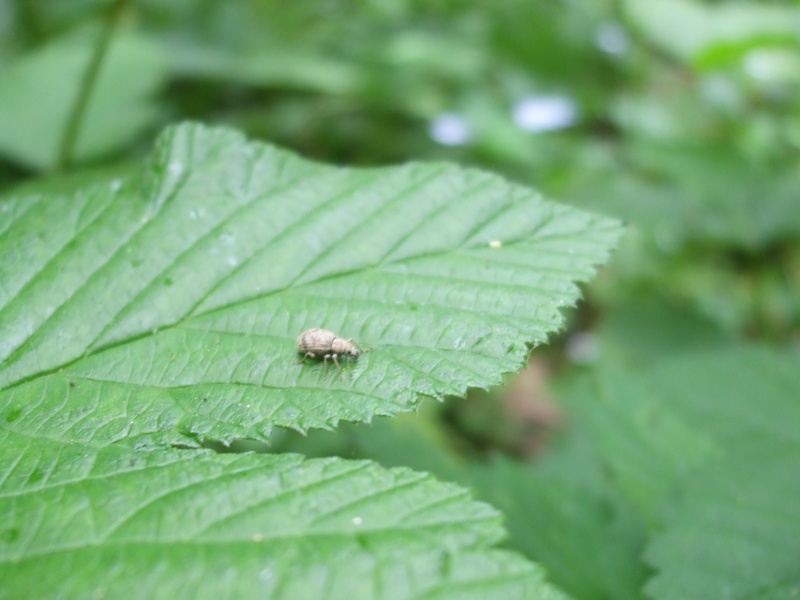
[0,27,165,170]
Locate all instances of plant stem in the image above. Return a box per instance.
[55,0,129,171]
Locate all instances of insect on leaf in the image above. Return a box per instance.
[0,122,622,443]
[0,122,620,599]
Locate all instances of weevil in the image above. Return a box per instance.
[295,328,365,380]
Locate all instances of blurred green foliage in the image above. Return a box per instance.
[1,1,799,598]
[2,0,797,338]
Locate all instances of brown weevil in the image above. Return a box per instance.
[295,328,365,380]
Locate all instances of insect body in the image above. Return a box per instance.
[295,328,363,380]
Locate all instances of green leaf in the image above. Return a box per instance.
[557,344,800,598]
[562,341,800,511]
[301,413,652,600]
[597,302,733,365]
[645,443,800,600]
[642,346,800,450]
[0,28,165,170]
[0,122,618,597]
[0,435,565,599]
[0,122,622,446]
[645,347,800,599]
[467,442,651,600]
[556,369,717,527]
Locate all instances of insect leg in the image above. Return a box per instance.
[323,354,331,380]
[295,352,316,365]
[332,354,344,380]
